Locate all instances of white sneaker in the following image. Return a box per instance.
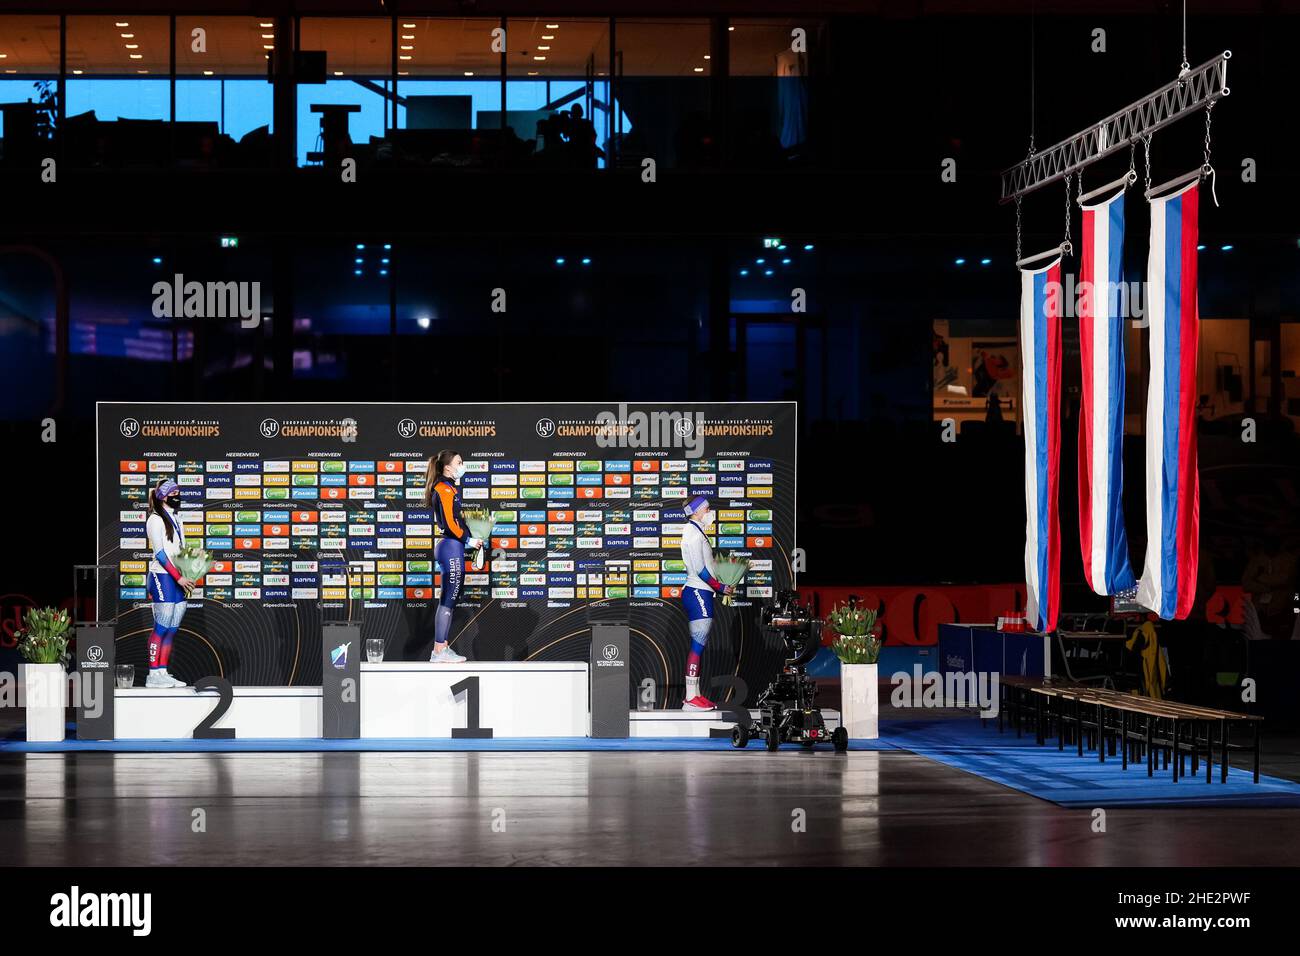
[145,668,187,688]
[430,647,467,663]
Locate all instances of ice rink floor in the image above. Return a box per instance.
[6,746,1300,866]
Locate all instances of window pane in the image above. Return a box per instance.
[506,18,609,168]
[297,18,392,167]
[613,19,711,169]
[64,16,170,167]
[0,15,60,165]
[729,18,823,167]
[293,240,393,395]
[388,17,503,168]
[175,16,275,166]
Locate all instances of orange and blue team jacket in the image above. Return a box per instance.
[431,477,470,542]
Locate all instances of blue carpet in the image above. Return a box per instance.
[883,717,1300,808]
[0,736,896,754]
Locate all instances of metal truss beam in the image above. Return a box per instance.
[1000,51,1230,204]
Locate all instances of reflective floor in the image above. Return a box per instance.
[4,748,1300,866]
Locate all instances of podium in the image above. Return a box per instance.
[359,661,589,738]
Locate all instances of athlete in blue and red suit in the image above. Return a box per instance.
[144,479,194,688]
[679,495,735,711]
[424,449,484,663]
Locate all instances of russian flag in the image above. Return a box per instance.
[1019,257,1062,633]
[1136,182,1200,619]
[1078,189,1137,595]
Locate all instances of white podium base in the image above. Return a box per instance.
[22,664,67,742]
[360,661,589,738]
[114,686,322,739]
[105,668,831,742]
[630,708,841,737]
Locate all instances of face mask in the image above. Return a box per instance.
[700,511,715,528]
[452,464,466,480]
[165,497,181,511]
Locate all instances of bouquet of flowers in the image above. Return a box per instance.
[712,553,750,607]
[16,606,72,665]
[826,598,882,664]
[462,506,494,570]
[174,544,216,587]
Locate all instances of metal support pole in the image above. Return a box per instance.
[1220,718,1228,783]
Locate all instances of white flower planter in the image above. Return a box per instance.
[840,662,879,739]
[22,663,67,742]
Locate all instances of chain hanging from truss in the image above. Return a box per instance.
[1179,0,1191,77]
[1015,195,1023,261]
[1062,174,1073,256]
[1203,99,1218,206]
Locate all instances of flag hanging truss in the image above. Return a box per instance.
[1000,52,1230,204]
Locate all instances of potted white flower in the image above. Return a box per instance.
[827,597,881,739]
[17,606,72,742]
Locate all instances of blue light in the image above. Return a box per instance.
[1197,244,1205,251]
[383,244,392,250]
[379,269,389,276]
[555,257,566,266]
[764,269,774,277]
[781,258,791,265]
[381,258,390,264]
[980,258,991,266]
[1220,244,1233,252]
[739,269,749,277]
[954,258,966,266]
[355,244,365,251]
[354,269,362,276]
[581,257,591,265]
[804,244,814,251]
[355,258,363,264]
[152,257,162,265]
[777,244,787,251]
[756,258,765,265]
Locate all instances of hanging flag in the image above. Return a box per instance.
[1019,257,1062,633]
[1136,182,1200,619]
[1078,189,1137,596]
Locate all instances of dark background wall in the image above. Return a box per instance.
[2,3,1298,644]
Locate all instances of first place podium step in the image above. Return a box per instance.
[359,661,589,738]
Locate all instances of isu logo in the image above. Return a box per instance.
[119,418,140,438]
[86,645,104,663]
[259,418,280,438]
[535,418,556,438]
[674,417,694,437]
[397,418,417,439]
[602,643,619,661]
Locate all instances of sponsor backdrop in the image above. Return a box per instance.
[97,402,796,705]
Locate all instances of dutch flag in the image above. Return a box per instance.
[1136,182,1201,620]
[1078,189,1137,596]
[1019,257,1063,634]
